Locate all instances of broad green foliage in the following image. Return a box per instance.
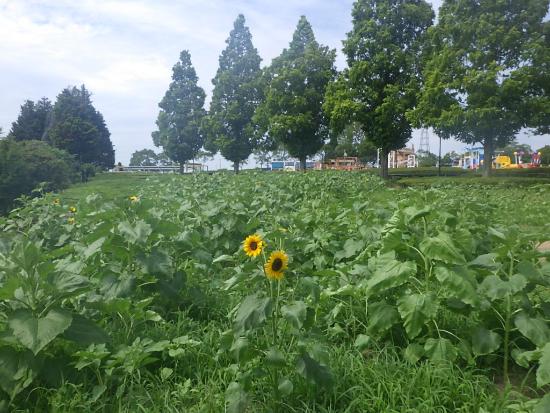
[204,15,262,173]
[152,51,206,170]
[129,149,160,167]
[0,171,549,411]
[410,0,550,176]
[255,16,336,169]
[324,0,434,179]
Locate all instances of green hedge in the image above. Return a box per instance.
[0,140,77,213]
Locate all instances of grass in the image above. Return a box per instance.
[60,173,156,203]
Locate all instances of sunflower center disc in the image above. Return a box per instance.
[250,241,257,250]
[272,258,283,271]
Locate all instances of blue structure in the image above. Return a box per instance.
[461,147,484,169]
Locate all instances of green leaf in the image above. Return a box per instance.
[335,239,364,261]
[117,220,152,245]
[366,301,399,336]
[420,233,466,265]
[278,377,293,396]
[137,248,172,276]
[226,382,248,413]
[514,312,550,347]
[468,253,501,270]
[281,301,307,329]
[230,337,251,363]
[63,314,109,346]
[80,237,106,260]
[403,206,431,223]
[266,347,286,367]
[365,253,416,297]
[233,293,272,334]
[8,309,72,355]
[534,393,550,413]
[479,274,527,300]
[512,348,541,368]
[424,338,457,363]
[354,334,371,352]
[296,352,333,388]
[404,343,425,364]
[397,293,439,339]
[213,254,234,264]
[435,266,480,307]
[471,327,501,356]
[0,347,37,400]
[537,343,550,388]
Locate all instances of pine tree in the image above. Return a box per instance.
[152,50,206,172]
[47,85,115,168]
[204,14,262,173]
[324,0,434,179]
[8,97,52,141]
[255,17,336,170]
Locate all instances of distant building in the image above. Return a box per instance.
[388,147,417,168]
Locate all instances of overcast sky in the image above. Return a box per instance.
[0,0,548,168]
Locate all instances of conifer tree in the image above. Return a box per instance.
[8,97,52,141]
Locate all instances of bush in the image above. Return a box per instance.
[0,140,77,213]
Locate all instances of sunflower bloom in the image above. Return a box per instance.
[68,217,76,225]
[69,206,77,213]
[129,195,139,202]
[264,250,289,281]
[53,198,60,205]
[243,234,264,257]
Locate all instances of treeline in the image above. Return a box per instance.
[0,85,115,212]
[153,0,550,178]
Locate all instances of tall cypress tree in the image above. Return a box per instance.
[410,0,550,176]
[324,0,434,179]
[47,85,115,168]
[204,14,262,173]
[152,50,206,172]
[8,97,52,141]
[255,16,336,170]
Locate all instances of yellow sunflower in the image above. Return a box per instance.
[129,195,139,202]
[69,206,77,213]
[243,234,264,257]
[68,217,76,225]
[264,250,289,281]
[53,198,60,205]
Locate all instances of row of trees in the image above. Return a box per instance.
[6,86,115,169]
[152,0,550,178]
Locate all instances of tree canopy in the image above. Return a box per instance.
[203,14,262,173]
[129,149,159,167]
[254,16,335,170]
[409,0,550,176]
[152,51,206,172]
[324,0,434,179]
[8,98,52,141]
[46,85,114,169]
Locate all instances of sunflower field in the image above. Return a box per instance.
[0,171,549,412]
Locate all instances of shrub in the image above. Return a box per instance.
[0,140,77,212]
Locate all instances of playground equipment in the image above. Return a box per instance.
[460,147,484,169]
[388,148,417,168]
[315,157,364,171]
[494,151,542,169]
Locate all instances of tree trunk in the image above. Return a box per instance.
[482,138,493,177]
[179,163,184,174]
[300,157,306,172]
[233,162,239,174]
[380,148,389,180]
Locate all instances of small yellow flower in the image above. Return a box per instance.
[68,217,75,225]
[69,206,77,213]
[243,234,264,257]
[53,198,60,205]
[129,195,139,202]
[264,250,289,281]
